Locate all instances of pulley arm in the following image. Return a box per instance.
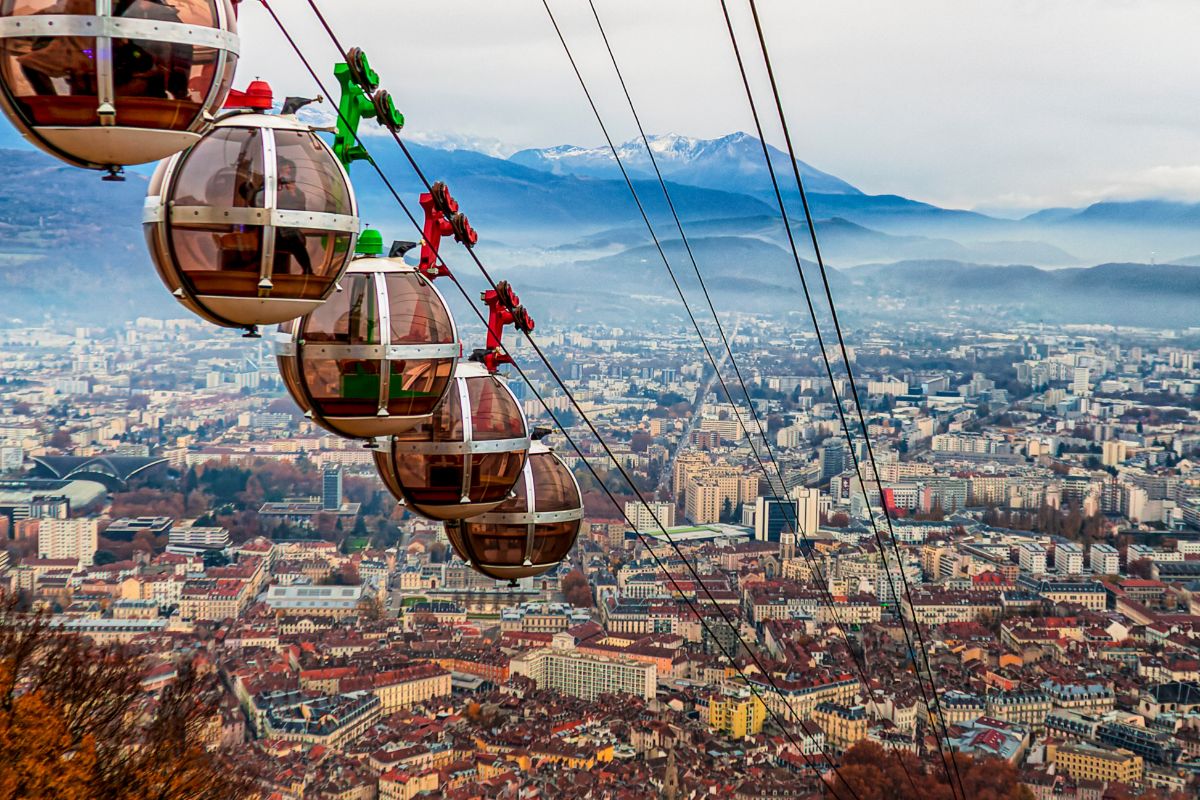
[332,47,404,170]
[417,181,478,279]
[473,281,534,373]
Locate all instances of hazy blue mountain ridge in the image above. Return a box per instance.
[2,122,1200,326]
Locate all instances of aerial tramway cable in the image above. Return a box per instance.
[258,0,863,788]
[578,2,929,791]
[280,1,856,781]
[718,0,967,795]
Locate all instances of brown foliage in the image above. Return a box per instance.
[562,568,593,608]
[833,741,1034,800]
[0,597,254,800]
[1127,558,1154,580]
[109,488,185,520]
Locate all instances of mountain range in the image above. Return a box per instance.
[509,132,861,197]
[1,122,1199,327]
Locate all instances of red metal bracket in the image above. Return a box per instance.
[478,281,534,373]
[417,181,477,279]
[224,80,274,110]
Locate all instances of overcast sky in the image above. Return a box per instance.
[238,1,1200,212]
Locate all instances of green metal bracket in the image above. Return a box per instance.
[332,48,404,170]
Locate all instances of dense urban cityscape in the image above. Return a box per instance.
[2,312,1199,798]
[1,1,1199,796]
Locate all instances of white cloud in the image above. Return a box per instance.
[234,0,1200,211]
[1091,165,1200,203]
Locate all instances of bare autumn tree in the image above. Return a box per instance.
[47,429,73,450]
[832,741,1034,800]
[0,596,255,800]
[561,569,593,608]
[1127,558,1154,580]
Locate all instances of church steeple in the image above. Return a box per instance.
[662,736,680,800]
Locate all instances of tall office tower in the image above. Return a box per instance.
[792,487,821,539]
[819,439,846,484]
[322,464,343,511]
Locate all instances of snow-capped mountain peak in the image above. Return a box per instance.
[508,132,860,196]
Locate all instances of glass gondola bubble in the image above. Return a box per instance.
[374,361,529,521]
[0,0,240,174]
[275,231,458,440]
[143,88,360,332]
[444,438,582,584]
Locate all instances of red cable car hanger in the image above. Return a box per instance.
[411,180,534,375]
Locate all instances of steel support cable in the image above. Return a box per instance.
[580,2,925,785]
[584,0,794,529]
[259,1,857,786]
[715,1,963,795]
[542,0,833,620]
[532,3,876,787]
[742,1,970,791]
[742,3,968,791]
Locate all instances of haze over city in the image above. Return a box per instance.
[1,2,1199,800]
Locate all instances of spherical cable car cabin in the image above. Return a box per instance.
[375,360,528,521]
[276,231,458,440]
[144,95,359,332]
[444,438,582,584]
[0,0,240,175]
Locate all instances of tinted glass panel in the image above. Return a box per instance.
[385,358,454,417]
[170,224,259,293]
[530,520,579,566]
[394,452,465,505]
[170,126,264,207]
[467,377,525,441]
[386,449,524,510]
[468,525,528,567]
[530,452,580,512]
[273,129,349,214]
[110,39,215,131]
[470,451,525,502]
[269,229,348,300]
[303,357,381,416]
[384,273,454,345]
[113,0,218,27]
[393,388,464,443]
[301,274,376,343]
[0,27,99,125]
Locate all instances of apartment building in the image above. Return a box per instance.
[509,634,656,701]
[37,518,98,567]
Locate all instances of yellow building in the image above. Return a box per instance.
[684,465,758,524]
[1055,741,1143,784]
[379,769,439,800]
[811,702,868,753]
[373,665,452,713]
[673,452,711,497]
[700,684,767,739]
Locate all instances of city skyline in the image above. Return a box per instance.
[2,1,1200,797]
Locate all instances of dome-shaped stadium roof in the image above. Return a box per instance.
[31,455,169,492]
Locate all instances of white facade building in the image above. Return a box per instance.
[37,518,98,567]
[1018,542,1048,575]
[509,633,656,701]
[1056,542,1084,576]
[1090,543,1120,575]
[623,501,675,531]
